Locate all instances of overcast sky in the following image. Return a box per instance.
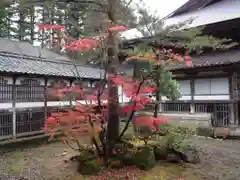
[121,0,189,39]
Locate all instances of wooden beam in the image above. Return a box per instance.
[12,76,16,139]
[44,78,47,119]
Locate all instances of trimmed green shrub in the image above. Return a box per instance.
[134,146,156,170]
[155,125,194,151]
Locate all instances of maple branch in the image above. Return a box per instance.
[119,70,154,139]
[88,115,102,155]
[65,140,80,151]
[75,140,85,152]
[123,0,134,19]
[30,0,105,7]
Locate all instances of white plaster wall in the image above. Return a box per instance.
[13,101,70,108]
[0,103,12,109]
[194,95,230,100]
[178,80,191,95]
[164,0,240,29]
[118,85,130,103]
[47,101,70,106]
[0,76,13,84]
[161,95,191,101]
[16,102,44,108]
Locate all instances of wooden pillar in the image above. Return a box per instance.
[229,102,235,125]
[12,77,16,139]
[190,79,195,114]
[69,80,73,107]
[159,97,163,113]
[44,78,47,119]
[229,73,236,126]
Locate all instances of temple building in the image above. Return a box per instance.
[0,38,103,141]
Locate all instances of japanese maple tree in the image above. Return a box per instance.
[39,18,192,158]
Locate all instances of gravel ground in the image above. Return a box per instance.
[0,137,240,180]
[186,137,240,180]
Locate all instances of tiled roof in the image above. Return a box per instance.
[121,49,240,72]
[0,38,103,79]
[167,0,215,18]
[0,53,103,79]
[172,49,240,70]
[0,38,71,62]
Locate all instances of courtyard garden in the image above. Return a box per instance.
[1,132,240,180]
[0,3,238,179]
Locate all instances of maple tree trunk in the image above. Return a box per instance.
[154,53,161,118]
[154,67,160,117]
[106,32,120,142]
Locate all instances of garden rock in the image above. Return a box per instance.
[154,146,168,160]
[134,146,156,170]
[121,151,135,166]
[196,126,214,137]
[178,145,200,164]
[111,160,124,169]
[166,153,182,163]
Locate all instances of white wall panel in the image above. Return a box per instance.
[194,95,230,100]
[210,78,229,94]
[178,80,191,95]
[194,79,211,95]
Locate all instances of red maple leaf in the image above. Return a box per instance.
[37,23,64,32]
[108,25,129,32]
[65,38,99,52]
[184,56,192,67]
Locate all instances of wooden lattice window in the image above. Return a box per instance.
[47,80,69,101]
[16,79,44,101]
[48,80,68,88]
[0,78,12,102]
[16,108,45,134]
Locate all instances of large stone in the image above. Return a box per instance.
[178,145,200,164]
[154,146,168,160]
[121,151,135,166]
[213,127,229,139]
[196,126,214,137]
[166,153,182,163]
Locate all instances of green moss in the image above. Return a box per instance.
[78,159,101,175]
[77,150,97,164]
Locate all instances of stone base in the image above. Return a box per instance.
[159,112,211,129]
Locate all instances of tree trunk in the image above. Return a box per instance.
[106,32,120,142]
[154,52,161,118]
[154,68,160,117]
